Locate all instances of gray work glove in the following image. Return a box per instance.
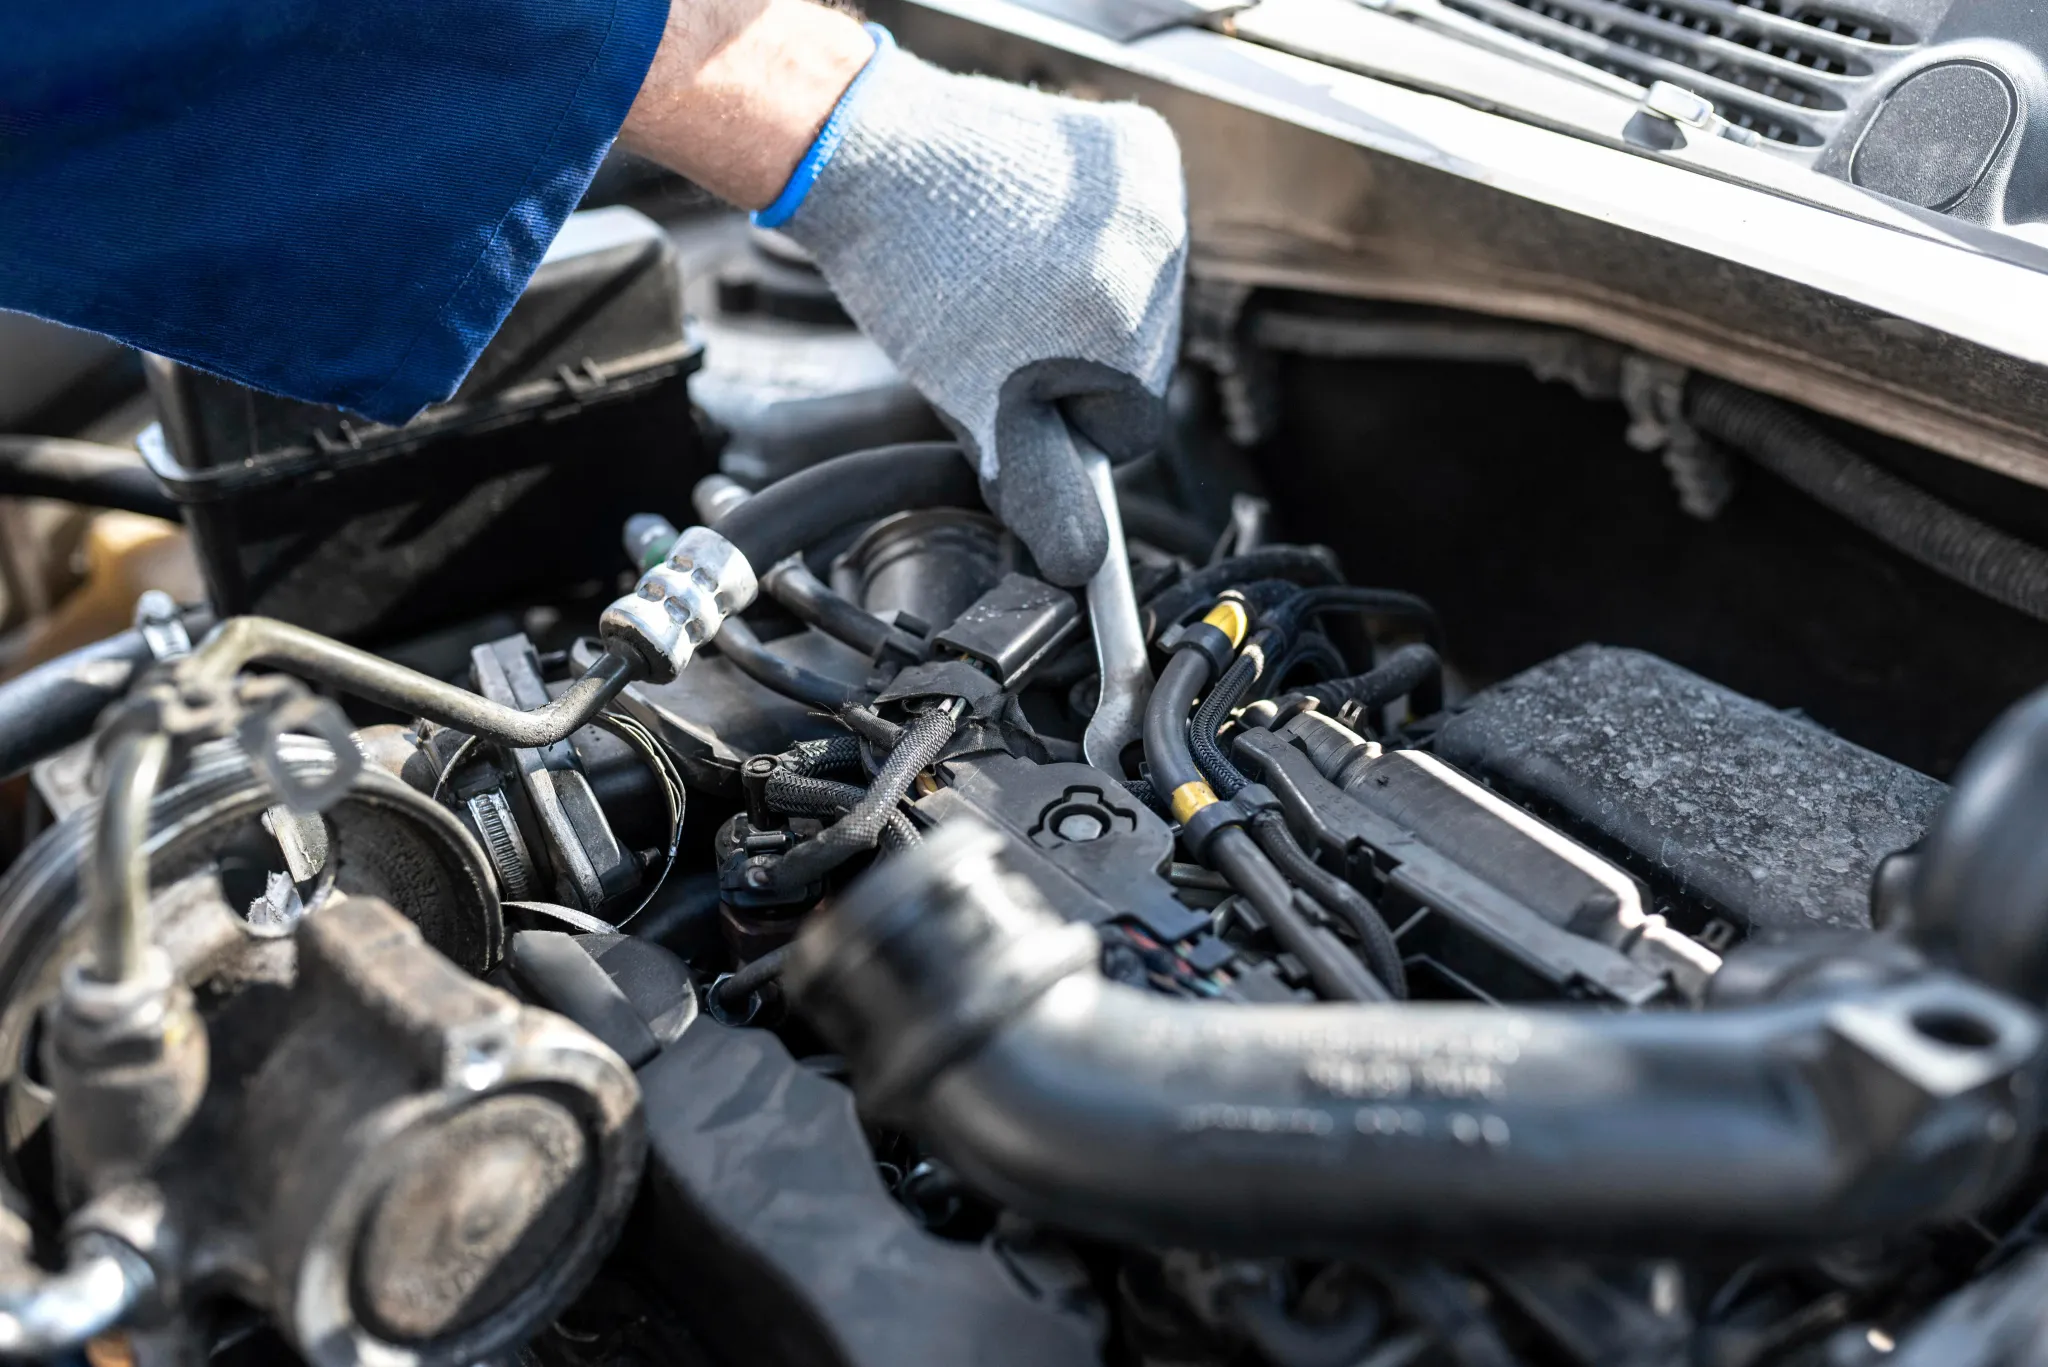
[778,38,1187,587]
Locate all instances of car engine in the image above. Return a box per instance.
[6,122,2048,1367]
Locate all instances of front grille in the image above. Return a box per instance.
[1440,0,1916,149]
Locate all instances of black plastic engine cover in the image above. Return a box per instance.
[1434,645,1949,933]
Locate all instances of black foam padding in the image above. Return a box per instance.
[1852,62,2015,209]
[638,1024,1102,1367]
[1434,646,1948,932]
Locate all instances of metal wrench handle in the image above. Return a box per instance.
[1080,445,1153,775]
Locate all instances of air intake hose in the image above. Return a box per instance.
[789,821,2041,1257]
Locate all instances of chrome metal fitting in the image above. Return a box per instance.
[598,526,757,683]
[133,590,192,662]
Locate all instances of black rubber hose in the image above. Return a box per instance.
[1227,1285,1386,1367]
[1303,643,1443,720]
[1910,681,2048,1005]
[1191,647,1265,799]
[780,734,867,780]
[765,772,869,817]
[1249,809,1407,998]
[712,443,981,572]
[763,561,901,660]
[770,702,961,890]
[714,617,866,711]
[1144,549,1343,637]
[1275,586,1446,657]
[0,611,211,780]
[791,821,2043,1257]
[1687,378,2048,624]
[1141,650,1211,798]
[1142,646,1382,1001]
[1118,493,1216,562]
[1211,827,1390,1002]
[0,435,177,519]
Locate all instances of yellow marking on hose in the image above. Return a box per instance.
[1171,780,1220,824]
[1202,600,1250,649]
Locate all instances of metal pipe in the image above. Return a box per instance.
[91,732,170,984]
[0,1239,153,1358]
[174,617,638,748]
[792,821,2044,1257]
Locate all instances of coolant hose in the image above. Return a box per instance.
[790,821,2044,1257]
[1210,826,1390,1002]
[1687,378,2048,624]
[712,443,982,572]
[0,435,176,519]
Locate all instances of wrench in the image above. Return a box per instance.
[1080,444,1153,775]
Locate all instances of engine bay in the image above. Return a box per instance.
[4,201,2048,1367]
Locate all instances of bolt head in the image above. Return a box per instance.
[1054,811,1106,842]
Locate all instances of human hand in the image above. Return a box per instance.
[774,34,1188,586]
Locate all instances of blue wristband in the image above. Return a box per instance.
[752,24,894,230]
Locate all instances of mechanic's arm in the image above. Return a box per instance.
[1,0,1184,584]
[632,0,1188,583]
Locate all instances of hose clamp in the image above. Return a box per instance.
[1179,783,1281,858]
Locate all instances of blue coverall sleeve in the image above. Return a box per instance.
[0,2,671,425]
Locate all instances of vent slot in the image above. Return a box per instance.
[1440,0,1910,149]
[1731,1,1906,46]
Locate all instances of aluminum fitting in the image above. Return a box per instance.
[599,526,758,683]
